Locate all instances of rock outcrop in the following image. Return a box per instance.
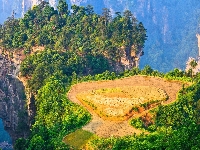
[112,45,143,73]
[0,55,29,143]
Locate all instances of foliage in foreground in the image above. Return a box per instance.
[89,123,200,150]
[87,81,200,149]
[63,129,95,149]
[87,71,200,149]
[16,48,199,149]
[4,1,199,148]
[14,75,91,150]
[0,0,146,77]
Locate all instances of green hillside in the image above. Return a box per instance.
[0,1,200,150]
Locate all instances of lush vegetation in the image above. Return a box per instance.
[87,79,200,149]
[0,1,146,149]
[16,51,200,150]
[13,48,200,149]
[0,0,200,150]
[63,129,95,149]
[14,73,91,150]
[0,0,146,75]
[89,123,200,149]
[17,47,199,149]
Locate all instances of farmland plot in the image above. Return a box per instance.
[68,75,188,137]
[76,86,168,120]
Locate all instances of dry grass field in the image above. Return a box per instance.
[76,86,168,120]
[68,75,189,138]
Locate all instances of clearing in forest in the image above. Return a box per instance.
[66,75,190,147]
[76,86,168,121]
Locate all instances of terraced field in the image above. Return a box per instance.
[67,75,188,138]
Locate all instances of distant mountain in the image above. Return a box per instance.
[1,0,200,72]
[0,0,105,22]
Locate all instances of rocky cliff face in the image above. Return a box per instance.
[0,55,29,143]
[1,0,200,72]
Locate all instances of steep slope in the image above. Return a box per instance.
[0,54,29,144]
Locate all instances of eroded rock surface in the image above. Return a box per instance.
[0,55,29,143]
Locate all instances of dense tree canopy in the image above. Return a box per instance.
[0,0,146,70]
[7,1,146,149]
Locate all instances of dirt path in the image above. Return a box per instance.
[68,75,189,137]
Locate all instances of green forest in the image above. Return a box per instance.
[0,0,146,75]
[0,0,200,150]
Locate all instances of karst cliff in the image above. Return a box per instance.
[0,54,30,144]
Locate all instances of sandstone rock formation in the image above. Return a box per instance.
[0,54,30,144]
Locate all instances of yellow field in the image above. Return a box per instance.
[76,86,168,120]
[68,75,187,138]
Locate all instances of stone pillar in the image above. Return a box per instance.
[196,34,200,57]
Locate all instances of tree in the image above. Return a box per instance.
[86,5,94,16]
[14,138,27,150]
[29,135,45,150]
[57,0,69,17]
[0,24,3,39]
[141,65,153,75]
[43,5,56,21]
[189,59,198,78]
